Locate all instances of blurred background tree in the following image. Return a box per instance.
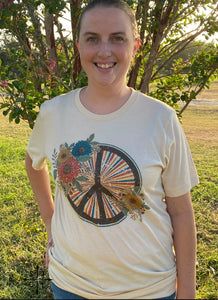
[0,0,217,127]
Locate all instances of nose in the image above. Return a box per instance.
[97,41,112,57]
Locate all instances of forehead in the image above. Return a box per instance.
[80,7,133,35]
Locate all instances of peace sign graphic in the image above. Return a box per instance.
[67,145,142,226]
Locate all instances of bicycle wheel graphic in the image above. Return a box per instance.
[67,144,141,226]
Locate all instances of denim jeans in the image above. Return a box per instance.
[51,281,176,299]
[51,281,86,299]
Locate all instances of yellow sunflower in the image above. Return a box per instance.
[123,193,144,210]
[57,149,72,163]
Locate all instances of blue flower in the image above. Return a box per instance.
[72,141,92,157]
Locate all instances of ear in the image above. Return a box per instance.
[76,40,79,49]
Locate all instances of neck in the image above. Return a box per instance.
[80,84,131,114]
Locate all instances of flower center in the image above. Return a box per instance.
[130,198,137,204]
[79,147,85,154]
[63,165,72,174]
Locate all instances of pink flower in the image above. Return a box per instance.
[1,81,8,89]
[49,61,56,70]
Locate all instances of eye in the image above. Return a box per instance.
[112,36,124,42]
[87,36,98,43]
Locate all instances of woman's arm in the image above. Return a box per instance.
[25,152,54,266]
[165,192,197,299]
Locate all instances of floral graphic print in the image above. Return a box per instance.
[58,158,80,183]
[52,134,100,193]
[52,134,150,226]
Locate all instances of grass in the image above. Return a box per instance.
[0,105,217,299]
[0,120,53,299]
[182,106,218,299]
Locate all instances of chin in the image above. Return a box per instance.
[94,78,117,87]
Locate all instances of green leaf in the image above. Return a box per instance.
[143,204,151,210]
[87,133,95,143]
[0,103,10,109]
[12,80,25,91]
[77,155,91,162]
[133,186,141,194]
[122,207,129,216]
[16,97,24,103]
[3,108,10,116]
[74,180,83,192]
[77,176,88,182]
[90,141,99,146]
[9,111,14,122]
[53,169,57,180]
[69,143,75,149]
[15,116,20,124]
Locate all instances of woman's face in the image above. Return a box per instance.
[77,7,139,89]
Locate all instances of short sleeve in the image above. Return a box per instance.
[162,111,199,197]
[27,103,47,170]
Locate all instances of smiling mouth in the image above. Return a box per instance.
[95,63,116,69]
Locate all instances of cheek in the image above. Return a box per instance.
[79,47,96,62]
[115,45,134,61]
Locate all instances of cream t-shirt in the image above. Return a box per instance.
[27,88,199,299]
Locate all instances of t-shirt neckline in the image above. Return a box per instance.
[75,88,137,121]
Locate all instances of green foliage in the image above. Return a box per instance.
[148,44,218,115]
[0,0,217,127]
[44,0,67,14]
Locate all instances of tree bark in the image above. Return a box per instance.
[70,0,82,84]
[139,0,175,93]
[44,10,59,78]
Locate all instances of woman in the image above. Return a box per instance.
[25,0,199,299]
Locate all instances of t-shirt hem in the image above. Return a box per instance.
[164,178,199,198]
[26,150,47,170]
[49,264,176,299]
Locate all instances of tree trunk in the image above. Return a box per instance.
[44,10,59,78]
[139,0,175,93]
[70,0,82,84]
[128,0,150,89]
[139,36,162,94]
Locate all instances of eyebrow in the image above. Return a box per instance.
[83,31,126,36]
